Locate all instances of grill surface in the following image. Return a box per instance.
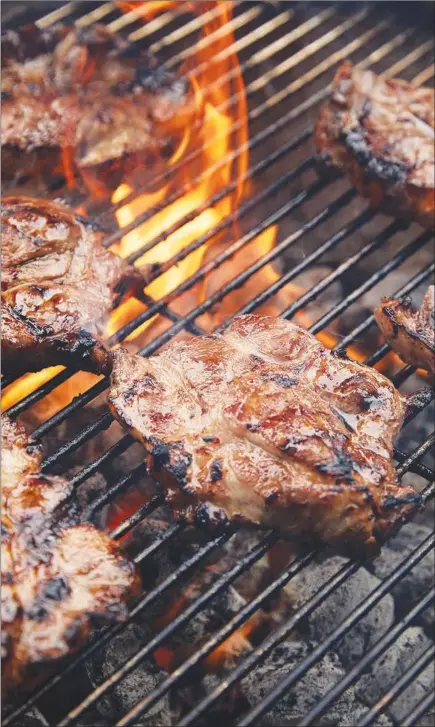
[2,2,435,726]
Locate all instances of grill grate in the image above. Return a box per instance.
[2,2,434,726]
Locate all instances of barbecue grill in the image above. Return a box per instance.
[2,1,434,726]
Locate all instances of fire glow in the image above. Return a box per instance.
[1,0,371,418]
[107,0,279,341]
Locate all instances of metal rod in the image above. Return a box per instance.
[108,170,325,345]
[393,446,434,481]
[180,535,434,726]
[123,133,312,267]
[396,433,435,480]
[75,2,115,27]
[237,535,435,726]
[305,232,432,334]
[2,531,231,727]
[401,690,435,727]
[36,2,77,27]
[84,463,150,522]
[356,645,435,727]
[103,8,390,230]
[335,261,435,352]
[59,532,278,726]
[299,589,435,726]
[110,494,164,540]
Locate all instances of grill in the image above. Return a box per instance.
[2,1,434,726]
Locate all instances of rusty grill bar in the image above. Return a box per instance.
[2,2,435,726]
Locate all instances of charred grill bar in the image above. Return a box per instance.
[2,2,434,726]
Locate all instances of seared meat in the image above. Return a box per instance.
[1,415,41,504]
[109,315,421,558]
[315,61,435,229]
[1,23,192,188]
[1,415,141,698]
[374,286,435,374]
[1,196,144,376]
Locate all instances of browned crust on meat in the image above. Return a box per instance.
[315,61,435,229]
[109,315,422,559]
[1,416,141,699]
[374,286,435,373]
[1,196,144,376]
[1,23,193,188]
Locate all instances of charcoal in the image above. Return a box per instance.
[286,555,394,666]
[415,711,435,727]
[10,709,49,727]
[175,582,248,656]
[356,627,434,723]
[85,623,171,726]
[241,638,393,726]
[123,516,203,589]
[370,523,434,627]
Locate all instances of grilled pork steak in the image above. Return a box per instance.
[375,286,435,374]
[1,23,192,189]
[2,196,144,376]
[1,415,141,698]
[315,61,435,228]
[109,315,421,558]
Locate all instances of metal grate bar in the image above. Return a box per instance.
[356,645,435,727]
[305,232,432,335]
[179,534,435,726]
[413,63,435,86]
[109,493,163,540]
[59,532,279,726]
[335,262,435,351]
[103,7,396,234]
[237,535,435,727]
[401,691,435,727]
[84,463,150,522]
[2,529,229,727]
[299,589,435,726]
[163,3,261,68]
[183,5,297,81]
[2,4,434,725]
[67,435,135,490]
[40,411,113,472]
[123,128,312,267]
[112,7,180,38]
[396,433,435,480]
[6,369,74,419]
[218,206,374,323]
[7,423,432,727]
[36,1,77,27]
[108,170,326,344]
[75,2,115,27]
[393,447,434,481]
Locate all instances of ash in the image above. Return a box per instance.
[241,640,393,727]
[86,623,172,726]
[78,511,433,726]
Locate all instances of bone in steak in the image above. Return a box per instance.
[1,23,192,188]
[1,196,144,376]
[374,285,435,374]
[1,415,141,698]
[109,315,421,558]
[315,61,435,229]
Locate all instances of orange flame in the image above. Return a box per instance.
[1,1,376,418]
[107,0,258,341]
